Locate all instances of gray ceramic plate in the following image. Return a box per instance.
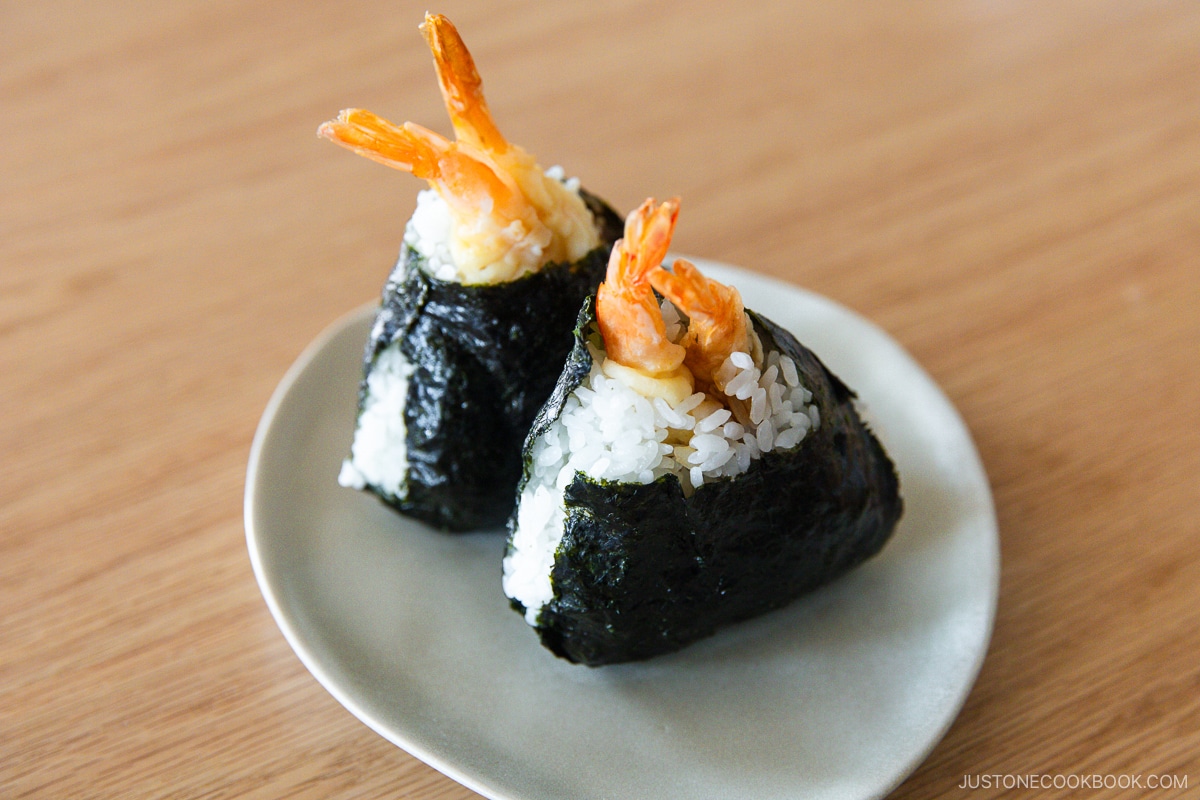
[245,260,999,800]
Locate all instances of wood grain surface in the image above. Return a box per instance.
[3,1,1198,797]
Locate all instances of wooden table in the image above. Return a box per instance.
[4,1,1198,796]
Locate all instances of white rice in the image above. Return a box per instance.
[502,301,821,623]
[338,340,415,500]
[404,189,457,281]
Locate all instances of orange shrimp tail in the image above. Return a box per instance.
[598,198,687,374]
[604,197,680,288]
[420,13,508,154]
[649,259,745,329]
[319,108,519,217]
[630,197,679,281]
[317,109,447,179]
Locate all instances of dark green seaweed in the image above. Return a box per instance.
[508,297,903,665]
[352,191,623,531]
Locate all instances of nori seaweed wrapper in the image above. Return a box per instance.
[508,297,903,665]
[351,190,623,531]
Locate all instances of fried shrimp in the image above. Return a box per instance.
[649,258,755,394]
[318,13,598,283]
[595,198,695,404]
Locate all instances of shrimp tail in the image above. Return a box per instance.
[317,109,449,179]
[318,108,521,222]
[605,197,680,289]
[420,13,508,154]
[650,258,745,331]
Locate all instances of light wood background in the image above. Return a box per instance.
[4,1,1198,797]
